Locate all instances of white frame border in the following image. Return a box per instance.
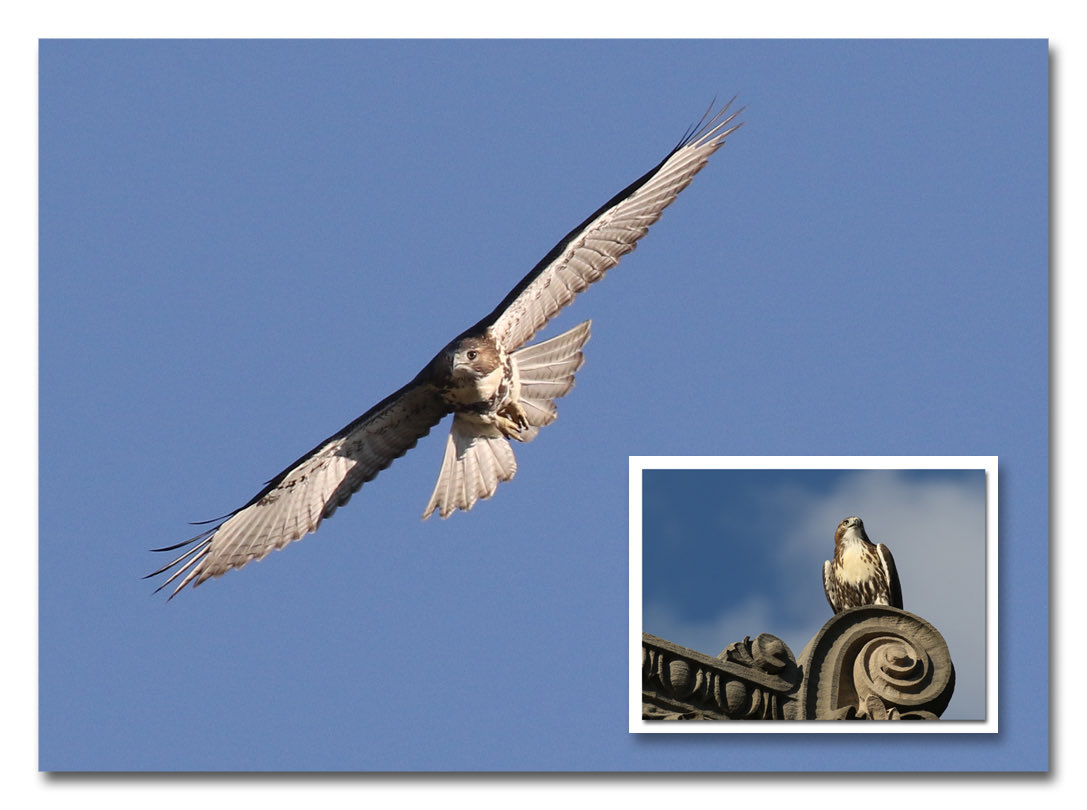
[629,455,998,733]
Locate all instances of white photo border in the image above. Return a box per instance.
[629,455,998,733]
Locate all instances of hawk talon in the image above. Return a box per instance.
[494,413,526,439]
[497,401,530,433]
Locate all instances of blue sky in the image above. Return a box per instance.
[38,39,1047,771]
[640,466,988,721]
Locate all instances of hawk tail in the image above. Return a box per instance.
[511,320,591,440]
[422,419,517,520]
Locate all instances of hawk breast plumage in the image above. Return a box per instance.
[822,516,904,614]
[147,101,743,598]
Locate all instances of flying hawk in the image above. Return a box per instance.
[146,101,743,598]
[822,516,904,613]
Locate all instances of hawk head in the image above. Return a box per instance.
[834,516,870,545]
[446,336,502,380]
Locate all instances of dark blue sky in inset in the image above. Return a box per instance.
[643,468,854,614]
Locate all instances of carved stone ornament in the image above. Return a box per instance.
[795,606,955,720]
[642,633,801,720]
[642,606,955,721]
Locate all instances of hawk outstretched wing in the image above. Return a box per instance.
[147,377,448,597]
[477,102,743,352]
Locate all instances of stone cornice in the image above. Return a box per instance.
[642,632,801,720]
[642,606,955,721]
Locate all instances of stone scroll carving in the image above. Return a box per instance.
[795,606,955,720]
[642,606,955,720]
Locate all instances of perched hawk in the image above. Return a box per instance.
[822,516,904,614]
[148,101,743,598]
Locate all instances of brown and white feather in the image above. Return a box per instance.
[148,379,449,598]
[480,102,743,351]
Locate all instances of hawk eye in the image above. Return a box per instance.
[466,350,478,361]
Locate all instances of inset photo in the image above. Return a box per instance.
[630,456,996,732]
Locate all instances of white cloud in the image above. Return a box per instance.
[773,471,987,720]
